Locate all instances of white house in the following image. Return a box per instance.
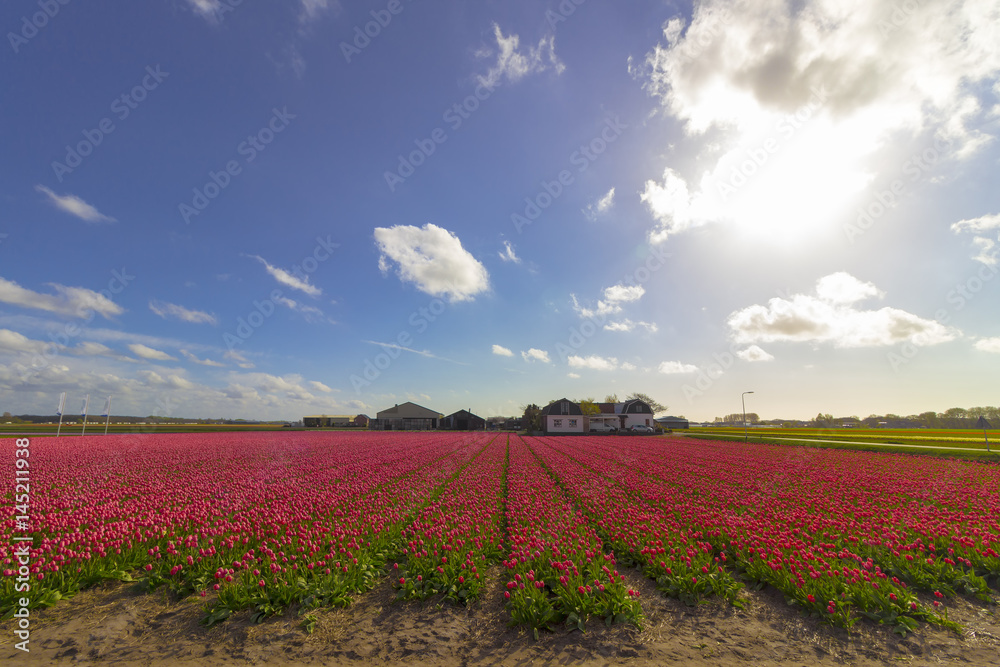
[541,398,586,434]
[590,399,655,430]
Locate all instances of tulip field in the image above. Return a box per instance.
[3,431,999,638]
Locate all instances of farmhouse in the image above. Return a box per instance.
[541,398,585,434]
[369,402,442,431]
[441,409,486,431]
[590,398,655,431]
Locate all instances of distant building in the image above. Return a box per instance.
[354,414,369,428]
[441,409,485,431]
[590,398,656,431]
[370,402,442,431]
[541,398,585,434]
[304,414,364,427]
[503,418,522,430]
[655,415,689,430]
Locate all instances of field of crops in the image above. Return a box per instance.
[3,432,999,639]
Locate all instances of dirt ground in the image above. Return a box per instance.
[2,566,998,666]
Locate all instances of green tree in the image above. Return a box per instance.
[626,392,667,413]
[521,404,542,432]
[814,413,834,427]
[604,393,619,403]
[578,398,600,415]
[917,411,941,428]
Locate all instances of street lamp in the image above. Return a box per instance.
[742,391,754,443]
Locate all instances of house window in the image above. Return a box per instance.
[553,419,563,427]
[569,419,577,427]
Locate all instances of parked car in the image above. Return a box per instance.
[589,422,618,433]
[629,424,654,434]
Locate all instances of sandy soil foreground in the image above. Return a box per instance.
[3,566,998,667]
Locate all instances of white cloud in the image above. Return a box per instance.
[640,0,1000,243]
[736,345,775,362]
[0,277,123,319]
[150,300,217,325]
[640,167,710,241]
[137,369,165,385]
[567,372,581,379]
[71,341,137,363]
[583,187,616,220]
[225,372,334,403]
[299,0,338,23]
[128,343,177,361]
[521,348,551,364]
[274,295,326,321]
[573,283,646,319]
[951,213,1000,265]
[492,344,514,357]
[604,284,644,303]
[0,353,357,420]
[137,369,193,390]
[975,337,1000,353]
[568,355,618,371]
[814,272,883,304]
[477,23,565,89]
[596,187,615,211]
[620,361,637,371]
[184,0,224,21]
[248,255,322,297]
[180,349,225,367]
[224,383,260,400]
[308,380,333,393]
[0,329,48,355]
[727,273,958,348]
[224,349,255,369]
[374,223,489,302]
[35,185,115,223]
[498,241,521,264]
[658,360,699,374]
[604,319,659,333]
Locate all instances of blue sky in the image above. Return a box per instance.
[1,0,999,422]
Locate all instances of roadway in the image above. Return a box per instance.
[729,435,991,453]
